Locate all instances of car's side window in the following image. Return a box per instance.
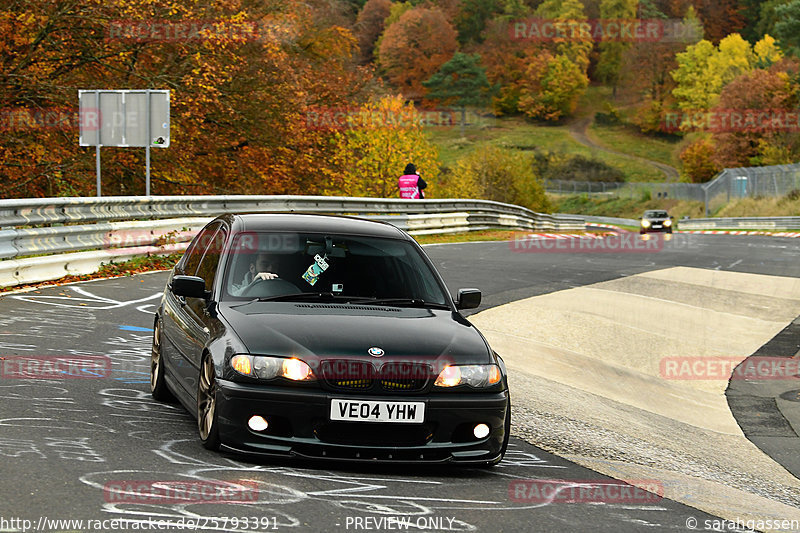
[195,227,227,292]
[179,222,222,276]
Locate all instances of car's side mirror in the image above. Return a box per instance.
[456,288,481,310]
[171,275,210,299]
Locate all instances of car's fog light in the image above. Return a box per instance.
[248,415,269,432]
[473,423,490,439]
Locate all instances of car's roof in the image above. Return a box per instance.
[225,213,409,239]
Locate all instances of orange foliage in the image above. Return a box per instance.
[377,7,458,100]
[0,0,374,198]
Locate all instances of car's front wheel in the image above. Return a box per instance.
[150,319,174,402]
[197,355,221,450]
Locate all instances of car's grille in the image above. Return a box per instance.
[319,359,431,393]
[328,378,372,390]
[315,422,435,446]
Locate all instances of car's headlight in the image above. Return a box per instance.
[231,355,316,381]
[641,219,651,228]
[663,219,672,226]
[434,365,502,388]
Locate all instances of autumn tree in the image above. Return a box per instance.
[0,0,376,198]
[323,95,441,198]
[441,144,551,212]
[688,0,746,43]
[680,138,719,182]
[377,7,458,99]
[711,66,800,168]
[671,34,782,113]
[354,0,392,64]
[517,51,588,121]
[596,0,638,92]
[534,0,592,72]
[621,3,700,132]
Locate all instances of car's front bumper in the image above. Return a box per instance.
[640,224,672,233]
[216,379,509,464]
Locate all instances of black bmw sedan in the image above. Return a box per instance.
[150,213,510,465]
[639,209,674,234]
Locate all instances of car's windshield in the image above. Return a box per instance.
[644,211,668,218]
[222,232,450,305]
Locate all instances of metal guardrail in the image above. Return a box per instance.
[564,214,800,231]
[561,214,641,227]
[678,216,800,231]
[0,195,584,287]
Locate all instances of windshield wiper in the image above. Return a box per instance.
[349,297,451,310]
[253,292,355,303]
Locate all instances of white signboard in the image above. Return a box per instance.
[79,90,169,148]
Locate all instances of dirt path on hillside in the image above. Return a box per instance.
[569,118,680,181]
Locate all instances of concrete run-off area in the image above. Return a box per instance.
[471,267,800,531]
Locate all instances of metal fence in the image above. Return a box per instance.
[545,180,704,201]
[546,162,800,213]
[701,163,800,214]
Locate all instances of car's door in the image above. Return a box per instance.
[161,221,222,397]
[180,224,228,393]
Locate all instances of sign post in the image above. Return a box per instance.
[79,90,170,196]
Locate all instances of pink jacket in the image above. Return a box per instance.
[398,174,421,199]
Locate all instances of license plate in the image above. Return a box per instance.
[652,224,662,228]
[330,399,425,424]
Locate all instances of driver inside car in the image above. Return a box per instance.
[243,253,279,284]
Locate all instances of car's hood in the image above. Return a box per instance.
[219,301,491,365]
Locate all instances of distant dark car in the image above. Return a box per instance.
[639,210,674,234]
[151,213,510,465]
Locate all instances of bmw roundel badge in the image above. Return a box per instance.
[368,347,384,357]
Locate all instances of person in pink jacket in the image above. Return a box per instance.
[398,163,427,199]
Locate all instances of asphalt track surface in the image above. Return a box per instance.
[0,233,798,533]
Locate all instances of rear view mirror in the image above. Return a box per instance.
[456,288,481,310]
[171,275,210,299]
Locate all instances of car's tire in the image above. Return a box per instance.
[197,355,221,451]
[150,319,175,402]
[639,229,645,235]
[667,229,673,234]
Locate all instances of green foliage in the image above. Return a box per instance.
[422,53,493,107]
[533,149,625,183]
[594,111,620,126]
[440,145,551,212]
[774,0,800,57]
[595,0,638,87]
[454,0,502,44]
[518,53,588,121]
[755,0,794,41]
